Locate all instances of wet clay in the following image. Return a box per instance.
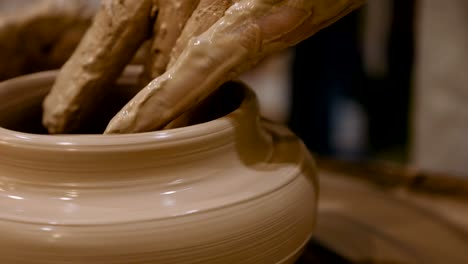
[40,0,364,134]
[0,0,97,80]
[140,0,200,84]
[168,0,234,66]
[0,69,319,264]
[0,66,241,135]
[105,0,365,133]
[42,0,155,134]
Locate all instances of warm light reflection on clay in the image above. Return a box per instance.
[66,190,79,197]
[52,233,62,239]
[14,134,32,140]
[57,141,74,145]
[169,179,184,185]
[7,195,24,200]
[41,226,53,232]
[0,70,318,263]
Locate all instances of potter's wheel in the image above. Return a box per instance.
[296,171,468,264]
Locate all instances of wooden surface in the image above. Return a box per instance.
[296,158,468,263]
[317,158,468,231]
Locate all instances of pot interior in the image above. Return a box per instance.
[0,76,245,135]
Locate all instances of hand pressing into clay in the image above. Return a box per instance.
[42,0,365,134]
[105,0,366,133]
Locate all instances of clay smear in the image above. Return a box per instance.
[140,0,200,84]
[105,0,365,133]
[168,0,234,66]
[41,0,365,134]
[42,0,154,133]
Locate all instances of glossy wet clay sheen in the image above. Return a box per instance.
[0,67,318,264]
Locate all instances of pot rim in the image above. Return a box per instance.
[0,68,259,150]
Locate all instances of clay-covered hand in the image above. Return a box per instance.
[105,0,365,133]
[42,0,156,133]
[0,0,98,81]
[42,0,365,134]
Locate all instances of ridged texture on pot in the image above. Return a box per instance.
[0,68,318,264]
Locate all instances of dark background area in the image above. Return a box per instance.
[289,1,416,163]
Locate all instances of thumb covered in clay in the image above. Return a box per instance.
[104,0,365,134]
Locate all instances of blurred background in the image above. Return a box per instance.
[1,0,467,177]
[243,0,415,163]
[243,0,468,178]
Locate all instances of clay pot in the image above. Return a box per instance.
[0,66,318,263]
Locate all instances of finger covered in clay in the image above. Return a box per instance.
[105,0,365,134]
[42,0,155,134]
[140,0,199,84]
[260,0,367,48]
[168,0,233,66]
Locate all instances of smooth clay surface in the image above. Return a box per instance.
[0,68,318,264]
